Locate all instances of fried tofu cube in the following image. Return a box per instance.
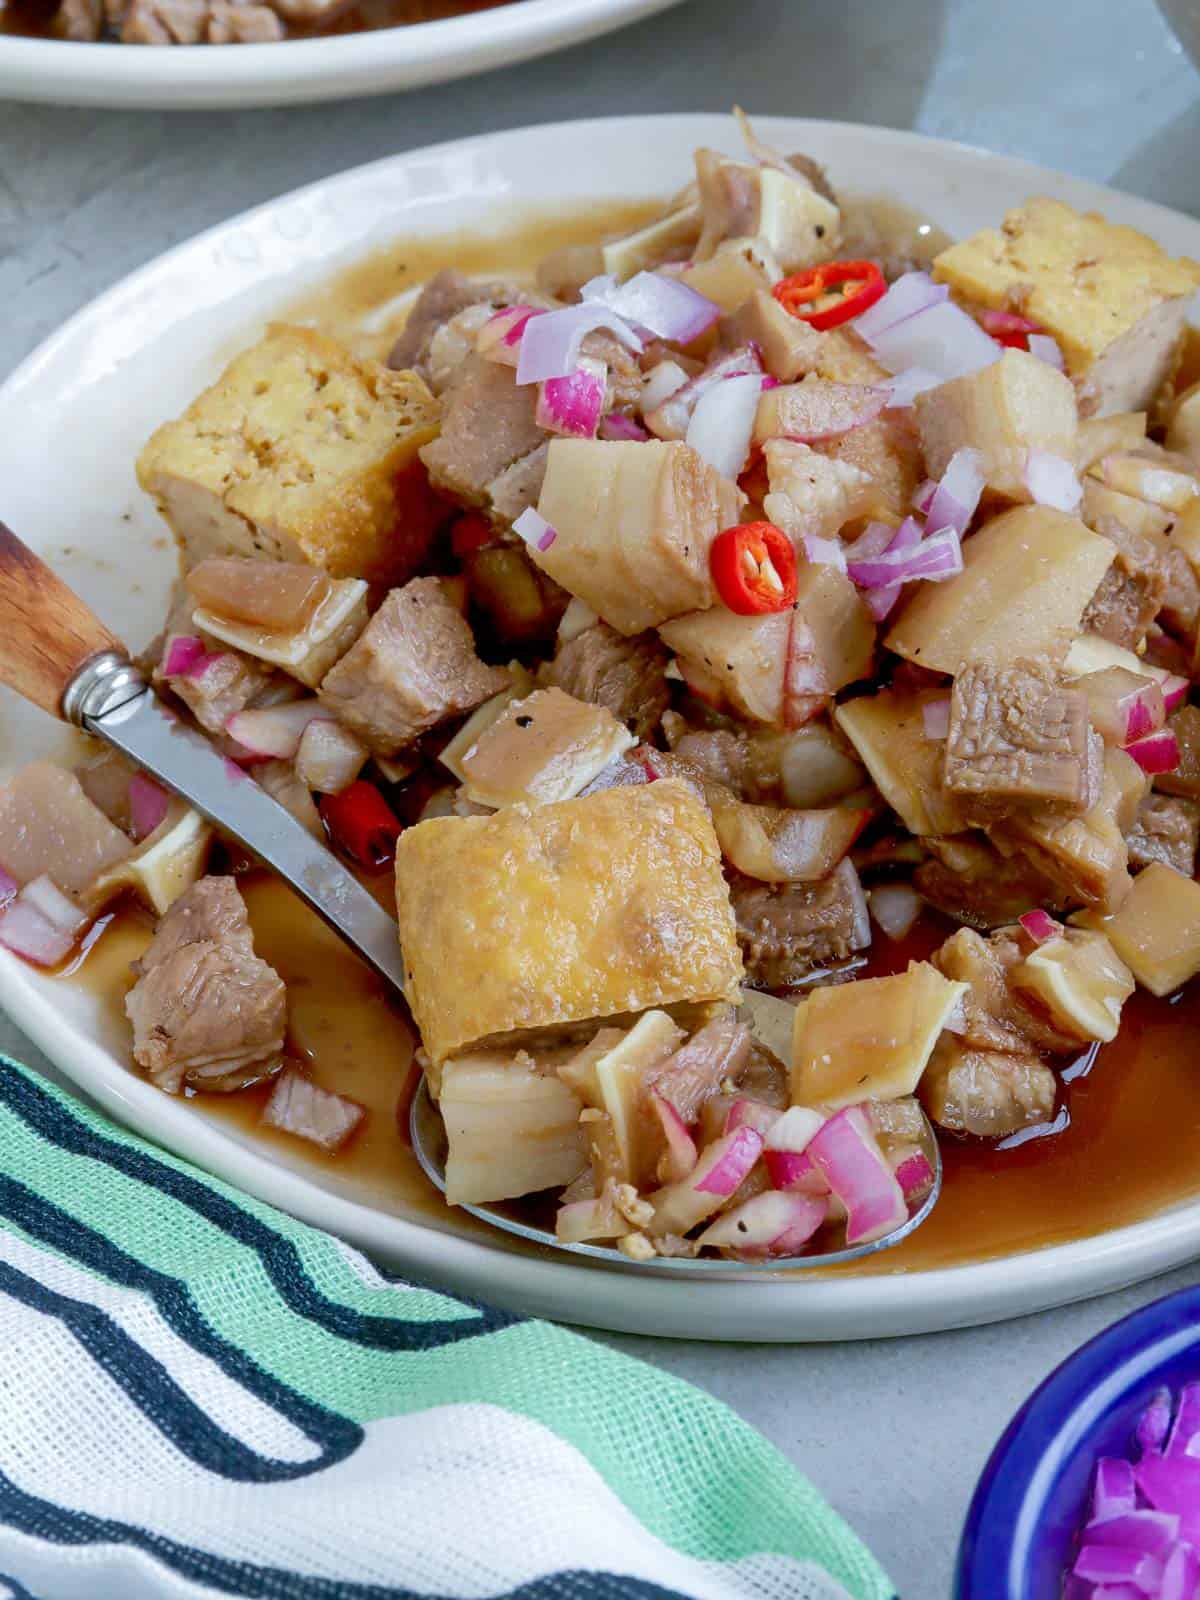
[933,198,1200,415]
[137,324,441,584]
[394,780,743,1064]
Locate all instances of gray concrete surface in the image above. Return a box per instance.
[1,2,1198,1592]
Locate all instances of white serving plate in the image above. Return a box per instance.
[0,0,685,110]
[2,114,1198,1342]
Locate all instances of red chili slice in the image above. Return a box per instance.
[772,260,887,332]
[319,780,403,871]
[710,522,798,615]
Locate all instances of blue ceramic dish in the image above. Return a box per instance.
[956,1285,1200,1598]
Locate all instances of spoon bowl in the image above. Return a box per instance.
[409,1078,942,1273]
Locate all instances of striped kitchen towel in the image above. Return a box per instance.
[0,1057,893,1600]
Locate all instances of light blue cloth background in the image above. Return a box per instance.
[0,2,1197,1590]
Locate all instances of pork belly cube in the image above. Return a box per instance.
[419,355,545,510]
[437,1045,588,1205]
[931,924,1082,1055]
[914,350,1077,500]
[762,439,876,543]
[834,688,971,837]
[790,960,967,1109]
[261,1069,364,1153]
[944,659,1092,813]
[540,622,671,741]
[1075,861,1200,996]
[1127,792,1200,876]
[932,198,1200,415]
[731,857,870,988]
[921,1036,1056,1138]
[136,325,440,584]
[694,149,841,272]
[531,439,744,635]
[659,607,792,726]
[722,290,825,382]
[1009,928,1133,1044]
[0,762,132,899]
[394,780,743,1064]
[915,833,1068,930]
[885,506,1115,675]
[459,687,635,809]
[125,877,286,1095]
[989,746,1142,912]
[318,578,509,757]
[1079,517,1167,650]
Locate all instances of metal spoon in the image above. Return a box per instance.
[410,1079,942,1272]
[0,518,941,1272]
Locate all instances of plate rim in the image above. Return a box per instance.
[0,0,689,110]
[4,110,1200,1341]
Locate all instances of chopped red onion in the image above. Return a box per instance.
[1086,1512,1180,1556]
[1137,1392,1174,1459]
[685,372,763,481]
[21,875,88,937]
[476,305,544,368]
[0,867,17,910]
[225,700,330,761]
[892,1149,934,1200]
[261,1067,365,1152]
[726,1098,783,1138]
[582,269,720,345]
[128,773,169,843]
[641,359,691,413]
[649,1092,698,1184]
[535,356,607,439]
[866,299,1002,383]
[913,479,937,515]
[647,343,764,440]
[853,271,949,344]
[847,518,961,589]
[515,302,643,385]
[882,367,943,408]
[807,1105,907,1245]
[692,1125,764,1197]
[163,634,206,678]
[0,875,88,968]
[1124,728,1180,775]
[764,1106,824,1156]
[1025,447,1083,513]
[1073,1545,1166,1589]
[1094,1458,1138,1521]
[696,1189,826,1257]
[921,697,951,740]
[1028,333,1066,371]
[864,584,902,622]
[844,520,898,562]
[869,882,922,939]
[1019,908,1061,945]
[927,446,986,536]
[1162,675,1189,716]
[803,535,847,572]
[512,507,558,554]
[598,411,650,442]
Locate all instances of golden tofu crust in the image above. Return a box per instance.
[394,779,743,1063]
[137,324,440,584]
[933,197,1200,374]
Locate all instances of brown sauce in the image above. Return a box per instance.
[0,0,510,42]
[52,197,1200,1279]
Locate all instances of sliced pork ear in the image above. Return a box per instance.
[921,1035,1056,1138]
[914,834,1067,931]
[540,622,671,741]
[419,356,546,508]
[126,876,286,1096]
[731,857,870,988]
[646,1009,752,1124]
[1127,792,1200,876]
[943,659,1093,816]
[387,271,525,375]
[1080,517,1167,650]
[0,762,132,899]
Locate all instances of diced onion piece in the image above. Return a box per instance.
[921,697,951,740]
[515,302,642,385]
[848,521,962,589]
[853,271,949,344]
[863,583,901,622]
[512,507,558,553]
[844,521,897,562]
[21,874,88,937]
[1093,1457,1138,1522]
[640,359,691,413]
[883,367,942,408]
[803,534,847,572]
[0,874,89,968]
[726,1097,783,1137]
[163,635,207,678]
[1136,1392,1173,1459]
[693,1124,764,1196]
[645,343,762,440]
[1019,908,1061,945]
[1024,447,1082,513]
[763,1105,824,1154]
[1028,333,1066,371]
[865,299,1001,383]
[685,372,763,481]
[1124,727,1180,774]
[806,1105,907,1245]
[892,1148,934,1201]
[696,1189,826,1257]
[582,268,720,344]
[598,411,650,442]
[913,479,937,515]
[225,700,330,761]
[476,305,544,368]
[926,446,985,537]
[1162,675,1189,716]
[869,883,922,940]
[648,1127,764,1237]
[649,1092,698,1184]
[0,867,16,910]
[764,1147,829,1192]
[128,773,170,843]
[261,1067,364,1152]
[1077,666,1165,747]
[535,356,607,439]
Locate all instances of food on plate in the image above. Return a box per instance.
[8,0,514,46]
[1067,1382,1200,1598]
[5,114,1200,1265]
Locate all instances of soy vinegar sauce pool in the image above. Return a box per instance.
[63,883,1200,1275]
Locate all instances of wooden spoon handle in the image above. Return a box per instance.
[0,520,125,718]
